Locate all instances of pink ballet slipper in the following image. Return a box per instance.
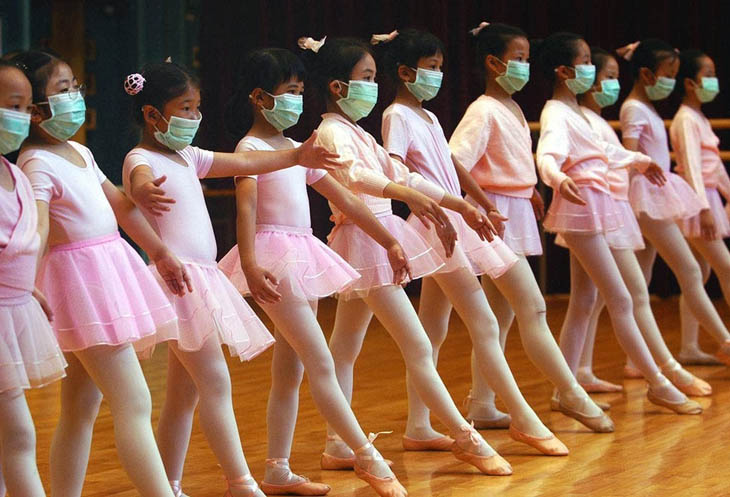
[451,424,512,475]
[646,385,702,415]
[552,392,614,433]
[661,360,712,397]
[508,425,569,456]
[353,433,408,497]
[261,459,331,496]
[714,341,730,367]
[402,434,454,451]
[678,350,722,366]
[321,434,393,470]
[463,393,512,429]
[550,394,610,412]
[623,364,644,379]
[223,474,263,497]
[579,376,624,393]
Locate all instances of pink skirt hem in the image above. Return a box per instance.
[328,214,444,300]
[544,186,623,235]
[680,188,730,239]
[37,232,178,352]
[407,210,518,279]
[469,191,543,256]
[0,297,67,393]
[142,259,274,361]
[629,172,704,221]
[219,225,360,301]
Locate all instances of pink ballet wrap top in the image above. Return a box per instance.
[449,95,536,198]
[314,113,445,226]
[581,106,633,201]
[670,104,727,209]
[537,100,652,194]
[0,158,40,306]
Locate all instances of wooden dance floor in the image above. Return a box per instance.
[26,295,730,496]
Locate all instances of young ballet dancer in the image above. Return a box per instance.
[297,34,514,476]
[12,50,189,497]
[448,22,611,430]
[0,59,67,497]
[570,47,711,397]
[217,47,415,496]
[121,60,344,497]
[378,27,615,453]
[619,39,730,367]
[532,33,701,415]
[670,50,730,365]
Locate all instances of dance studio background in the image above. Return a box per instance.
[1,0,728,295]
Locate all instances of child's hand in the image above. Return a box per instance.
[461,203,496,242]
[405,191,451,230]
[132,175,176,216]
[434,218,457,258]
[386,242,412,285]
[643,163,666,187]
[242,264,282,304]
[700,209,716,241]
[530,188,545,220]
[32,288,53,322]
[297,131,342,171]
[559,178,586,205]
[152,249,193,297]
[487,208,508,238]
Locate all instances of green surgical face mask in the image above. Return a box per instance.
[262,92,303,131]
[565,64,596,95]
[405,67,443,102]
[645,75,675,101]
[336,80,378,122]
[39,91,86,141]
[592,79,621,108]
[154,113,201,151]
[695,77,719,103]
[495,59,530,94]
[0,108,31,154]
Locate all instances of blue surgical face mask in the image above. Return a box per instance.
[695,77,719,103]
[495,59,530,94]
[336,80,378,122]
[0,108,31,154]
[261,92,303,131]
[565,64,596,95]
[154,113,201,151]
[591,79,621,108]
[645,75,675,101]
[39,91,86,141]
[405,67,443,102]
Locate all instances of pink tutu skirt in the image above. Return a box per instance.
[0,297,66,393]
[544,186,623,235]
[407,210,518,279]
[629,172,704,221]
[219,224,360,301]
[680,188,730,240]
[555,198,644,251]
[145,258,274,361]
[468,191,543,256]
[328,213,444,300]
[37,232,177,352]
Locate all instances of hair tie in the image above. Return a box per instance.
[370,30,399,45]
[297,36,327,53]
[616,41,640,61]
[124,73,146,95]
[469,21,490,37]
